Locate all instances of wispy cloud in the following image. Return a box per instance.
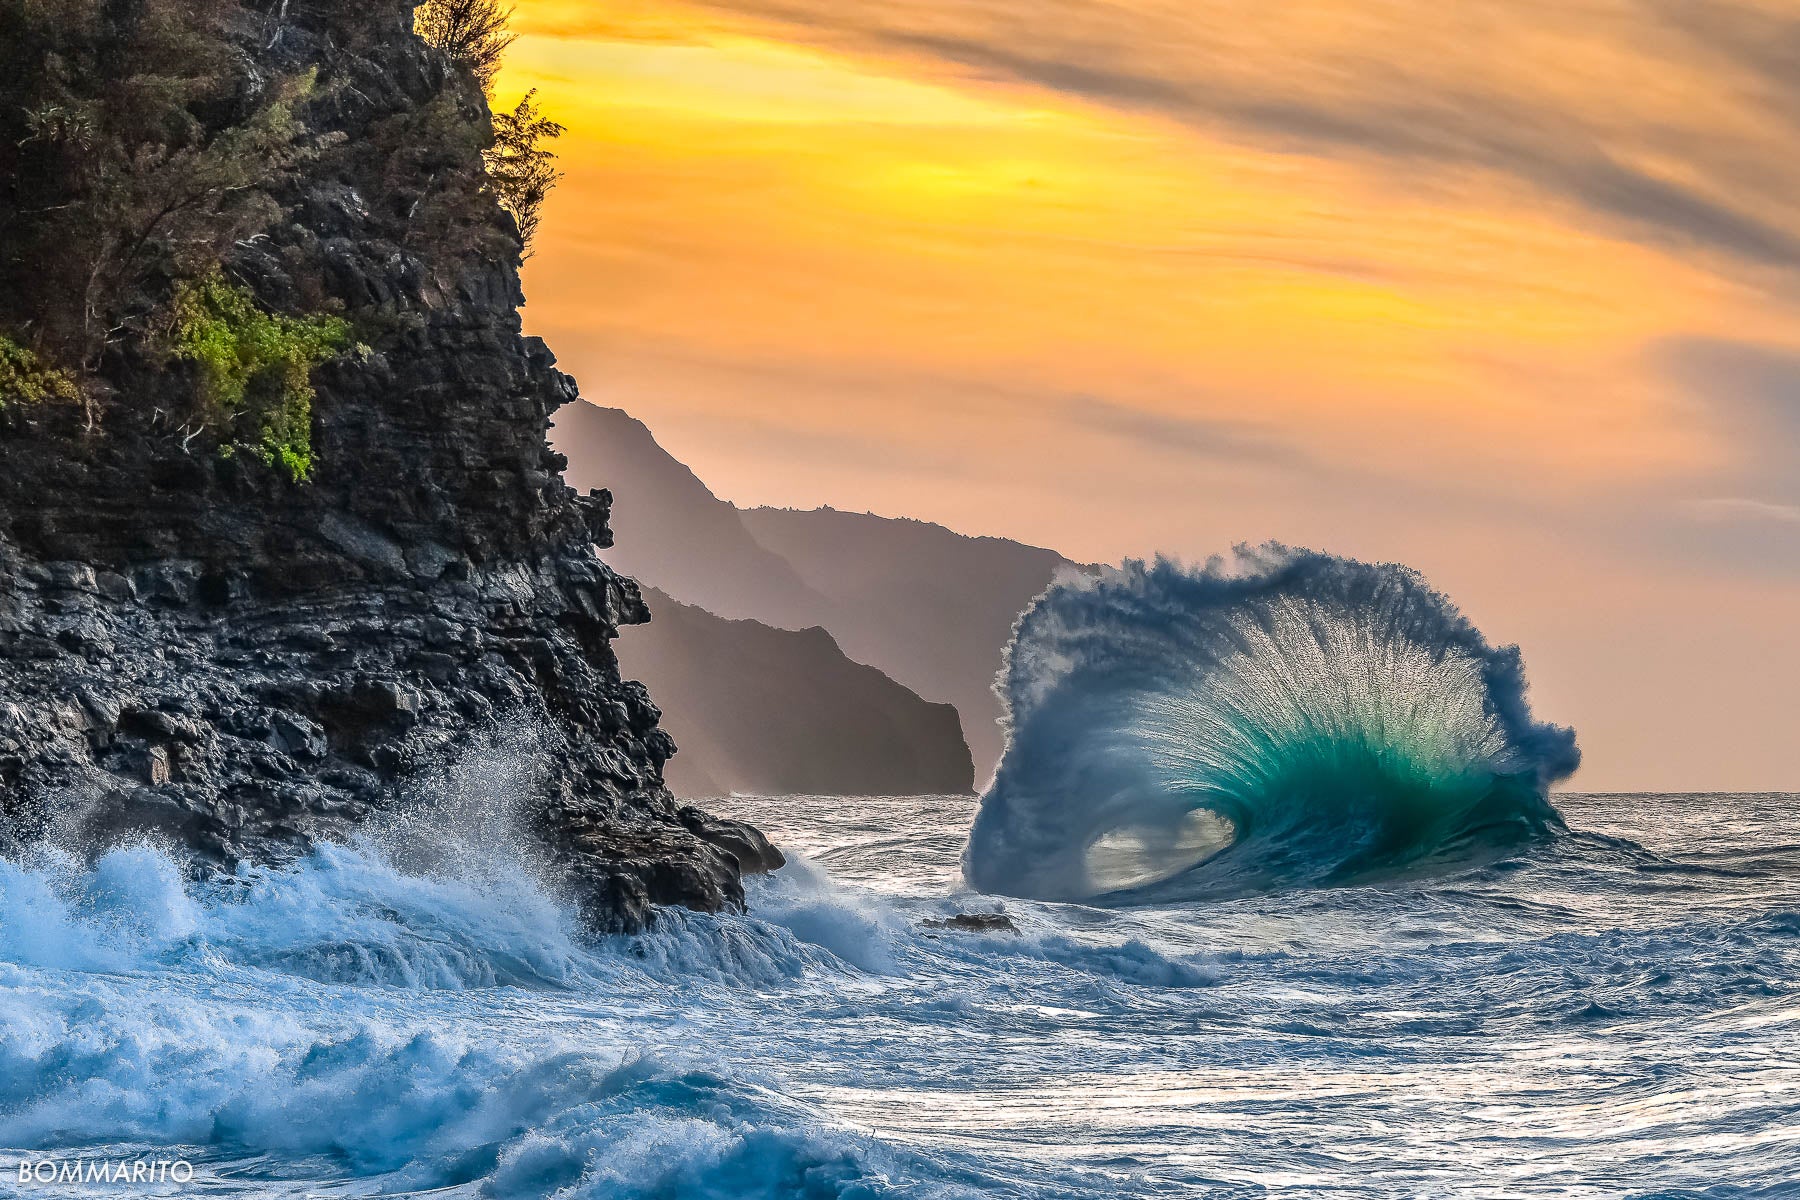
[1653,335,1800,557]
[1687,497,1800,524]
[680,0,1800,278]
[1060,394,1302,466]
[1646,0,1800,124]
[1654,336,1800,463]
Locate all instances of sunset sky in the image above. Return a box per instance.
[499,0,1800,791]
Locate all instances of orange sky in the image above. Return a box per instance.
[500,0,1800,791]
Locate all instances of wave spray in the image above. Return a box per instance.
[964,547,1579,901]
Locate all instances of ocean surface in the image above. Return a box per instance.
[1,788,1796,1199]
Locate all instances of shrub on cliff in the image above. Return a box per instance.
[167,272,351,482]
[486,90,565,256]
[0,0,319,385]
[413,0,563,257]
[415,0,516,96]
[0,0,557,478]
[0,336,80,410]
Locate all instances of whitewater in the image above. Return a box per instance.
[2,552,1797,1197]
[967,550,1580,901]
[0,785,1795,1197]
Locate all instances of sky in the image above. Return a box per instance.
[499,0,1800,792]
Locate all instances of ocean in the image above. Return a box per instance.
[1,788,1795,1198]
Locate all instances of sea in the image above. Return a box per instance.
[1,788,1796,1199]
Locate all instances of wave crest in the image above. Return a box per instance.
[964,547,1579,900]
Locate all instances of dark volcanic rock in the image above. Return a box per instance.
[920,912,1019,935]
[0,1,775,930]
[0,528,775,930]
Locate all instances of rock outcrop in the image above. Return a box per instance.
[0,1,777,929]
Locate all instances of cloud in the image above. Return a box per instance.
[1646,0,1800,120]
[1654,336,1800,451]
[685,0,1800,278]
[1650,336,1800,569]
[515,3,714,44]
[1059,394,1302,467]
[1687,497,1800,524]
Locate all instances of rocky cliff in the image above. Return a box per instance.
[0,0,777,929]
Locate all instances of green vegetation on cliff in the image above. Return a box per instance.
[0,336,80,410]
[167,272,352,482]
[0,0,563,476]
[414,0,515,96]
[0,1,316,384]
[485,89,565,256]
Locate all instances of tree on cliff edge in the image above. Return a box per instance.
[0,0,563,460]
[414,0,562,257]
[485,90,564,257]
[0,0,314,390]
[414,0,516,96]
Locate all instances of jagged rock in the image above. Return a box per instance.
[270,712,327,761]
[921,912,1020,935]
[0,0,778,931]
[677,805,787,875]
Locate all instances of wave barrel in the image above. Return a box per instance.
[963,547,1580,901]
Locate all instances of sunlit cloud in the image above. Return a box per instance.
[659,0,1800,282]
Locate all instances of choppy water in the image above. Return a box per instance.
[1,791,1796,1198]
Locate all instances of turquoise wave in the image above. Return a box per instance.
[964,546,1580,900]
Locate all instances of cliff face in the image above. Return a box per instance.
[0,2,777,929]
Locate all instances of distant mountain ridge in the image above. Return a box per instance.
[552,401,1078,789]
[736,506,1075,775]
[553,406,831,626]
[627,587,974,798]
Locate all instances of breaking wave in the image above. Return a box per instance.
[0,840,980,1198]
[964,547,1580,901]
